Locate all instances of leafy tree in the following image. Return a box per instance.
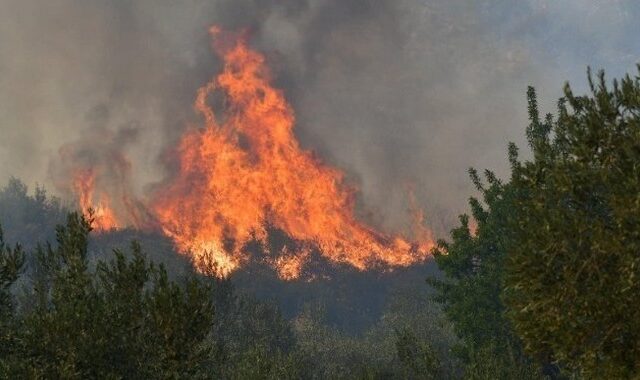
[222,345,305,380]
[0,226,25,373]
[395,328,442,379]
[291,288,458,379]
[0,178,66,247]
[504,68,640,378]
[385,285,460,379]
[428,170,542,379]
[1,213,216,378]
[207,277,303,378]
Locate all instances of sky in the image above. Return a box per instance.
[0,0,638,235]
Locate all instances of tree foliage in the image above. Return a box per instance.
[1,213,215,378]
[0,178,66,247]
[433,66,640,378]
[504,68,640,378]
[428,169,542,379]
[0,225,25,372]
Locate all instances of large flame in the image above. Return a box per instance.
[65,27,433,278]
[150,27,433,278]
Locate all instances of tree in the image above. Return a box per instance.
[1,213,216,378]
[0,225,25,373]
[504,68,640,378]
[0,178,66,247]
[395,327,443,379]
[428,169,542,379]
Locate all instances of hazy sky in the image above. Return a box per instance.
[0,0,638,234]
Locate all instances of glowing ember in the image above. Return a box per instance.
[151,27,434,278]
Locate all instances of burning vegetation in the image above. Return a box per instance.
[72,168,119,232]
[62,27,433,279]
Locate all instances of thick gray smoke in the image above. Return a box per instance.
[0,0,638,235]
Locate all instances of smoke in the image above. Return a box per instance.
[0,0,638,235]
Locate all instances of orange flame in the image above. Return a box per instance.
[151,27,434,279]
[72,168,119,232]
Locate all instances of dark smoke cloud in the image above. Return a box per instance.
[0,0,638,235]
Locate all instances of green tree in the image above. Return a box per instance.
[0,225,25,374]
[1,213,216,378]
[208,278,303,378]
[504,68,640,378]
[428,170,542,379]
[395,328,442,379]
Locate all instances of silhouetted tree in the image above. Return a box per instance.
[0,178,66,247]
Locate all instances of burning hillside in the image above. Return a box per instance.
[62,27,433,279]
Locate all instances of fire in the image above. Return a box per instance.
[72,168,119,232]
[63,27,433,278]
[150,27,434,278]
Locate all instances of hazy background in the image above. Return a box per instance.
[0,0,638,236]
